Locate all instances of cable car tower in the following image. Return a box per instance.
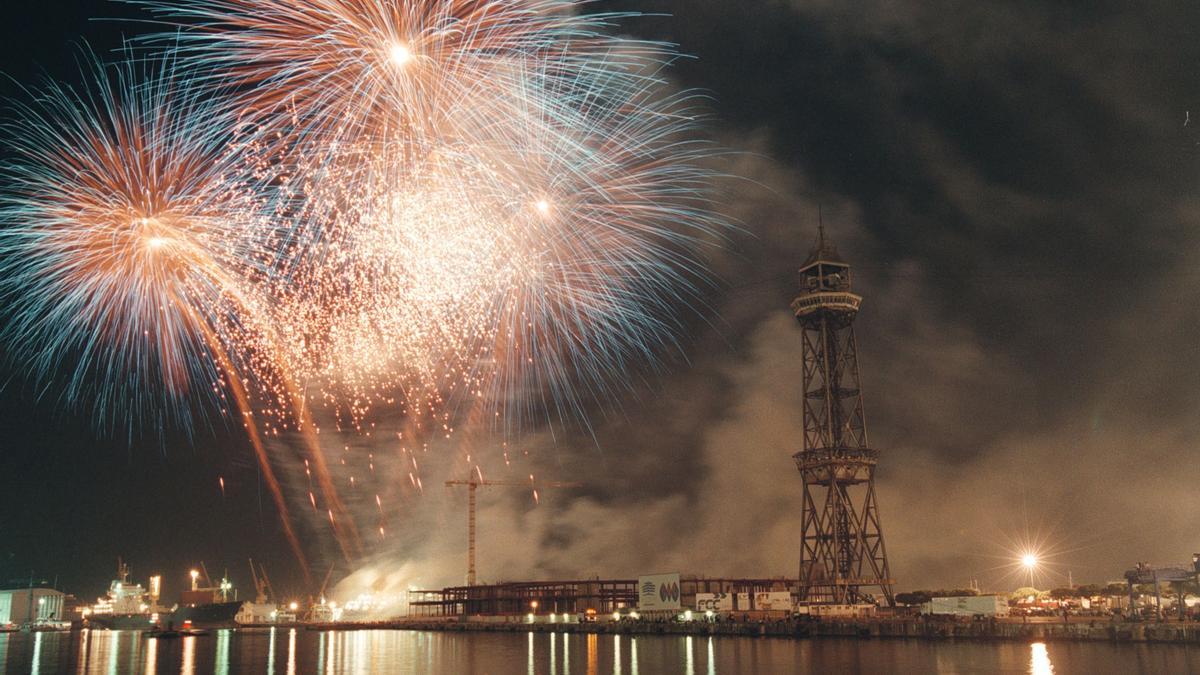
[791,223,894,606]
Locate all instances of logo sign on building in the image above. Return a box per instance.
[753,591,793,611]
[638,573,681,611]
[695,592,733,613]
[736,592,750,610]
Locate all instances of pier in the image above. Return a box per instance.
[304,617,1200,644]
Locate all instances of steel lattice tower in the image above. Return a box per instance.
[792,225,894,606]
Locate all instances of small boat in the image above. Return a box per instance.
[144,629,181,639]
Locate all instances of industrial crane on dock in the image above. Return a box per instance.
[445,474,582,586]
[248,558,275,604]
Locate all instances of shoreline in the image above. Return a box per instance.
[297,618,1200,644]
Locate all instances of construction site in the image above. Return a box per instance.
[406,228,896,623]
[407,578,799,619]
[390,229,1199,638]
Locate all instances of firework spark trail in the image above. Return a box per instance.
[1,1,730,568]
[0,49,316,576]
[128,0,729,548]
[137,0,726,428]
[131,0,681,152]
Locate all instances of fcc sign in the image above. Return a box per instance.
[638,573,682,611]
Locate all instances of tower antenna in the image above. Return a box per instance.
[817,204,825,249]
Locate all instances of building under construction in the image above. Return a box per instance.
[413,226,896,619]
[409,577,797,618]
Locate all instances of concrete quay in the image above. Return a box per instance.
[305,618,1200,644]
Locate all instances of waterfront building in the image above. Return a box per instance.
[0,587,66,625]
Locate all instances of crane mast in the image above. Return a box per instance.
[445,476,582,585]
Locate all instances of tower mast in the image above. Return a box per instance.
[792,226,895,606]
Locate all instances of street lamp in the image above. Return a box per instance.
[1021,553,1039,584]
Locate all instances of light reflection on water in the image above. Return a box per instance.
[181,635,195,675]
[144,636,156,675]
[0,627,1193,674]
[286,627,296,675]
[613,634,620,675]
[1030,642,1055,675]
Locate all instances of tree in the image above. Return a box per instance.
[895,591,931,606]
[1049,587,1077,600]
[1103,583,1128,597]
[932,589,979,597]
[1011,587,1043,601]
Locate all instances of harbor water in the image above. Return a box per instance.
[2,628,1199,674]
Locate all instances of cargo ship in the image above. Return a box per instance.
[167,567,242,629]
[169,601,243,629]
[86,560,164,631]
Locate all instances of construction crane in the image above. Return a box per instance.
[305,564,336,623]
[260,563,277,606]
[248,559,274,604]
[445,474,582,586]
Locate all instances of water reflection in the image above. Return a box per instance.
[215,629,231,675]
[0,624,1195,674]
[528,631,534,675]
[287,628,296,675]
[75,628,89,674]
[181,635,195,675]
[587,633,598,675]
[107,632,120,675]
[1030,642,1055,675]
[144,636,157,675]
[31,629,43,674]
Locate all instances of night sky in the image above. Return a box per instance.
[3,1,1200,605]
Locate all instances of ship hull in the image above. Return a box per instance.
[89,614,156,631]
[170,602,242,629]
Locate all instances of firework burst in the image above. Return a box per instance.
[138,0,727,435]
[133,0,680,150]
[0,48,321,573]
[1,1,730,568]
[0,49,266,433]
